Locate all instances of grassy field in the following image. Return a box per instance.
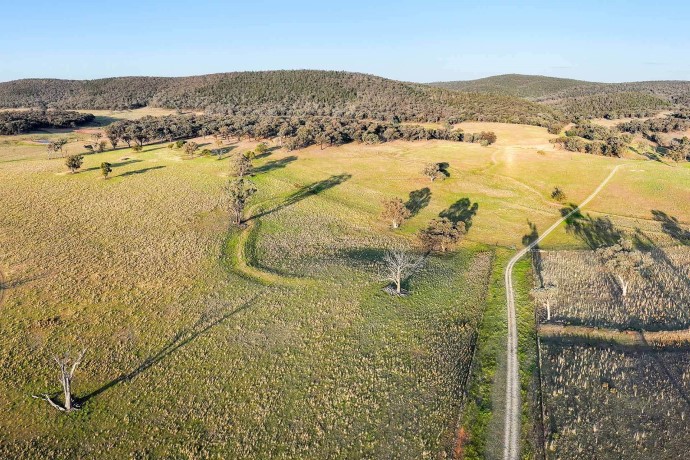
[1,121,688,457]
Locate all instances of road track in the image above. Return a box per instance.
[503,164,623,460]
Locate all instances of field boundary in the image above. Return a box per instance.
[539,323,690,348]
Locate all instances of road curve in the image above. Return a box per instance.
[503,164,623,460]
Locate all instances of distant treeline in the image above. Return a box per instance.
[0,71,561,128]
[102,115,497,150]
[546,92,672,120]
[550,123,631,157]
[616,113,690,134]
[0,110,94,135]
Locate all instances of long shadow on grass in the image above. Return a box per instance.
[81,159,143,173]
[639,335,690,409]
[405,187,431,216]
[250,173,351,220]
[254,146,281,160]
[522,221,546,289]
[119,165,166,177]
[439,197,479,230]
[652,210,690,245]
[80,297,256,403]
[253,155,297,175]
[561,204,621,249]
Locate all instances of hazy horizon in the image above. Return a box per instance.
[2,0,689,83]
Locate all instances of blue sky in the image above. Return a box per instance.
[1,0,688,83]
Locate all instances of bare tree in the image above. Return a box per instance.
[381,249,425,295]
[33,348,87,412]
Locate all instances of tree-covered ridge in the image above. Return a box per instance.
[545,92,672,120]
[0,110,95,135]
[428,74,596,99]
[0,71,561,127]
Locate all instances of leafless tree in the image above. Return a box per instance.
[381,249,425,295]
[33,348,87,412]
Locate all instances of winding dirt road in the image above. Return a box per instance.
[503,164,623,460]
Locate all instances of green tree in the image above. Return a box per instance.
[100,162,112,179]
[65,154,84,173]
[183,141,199,157]
[381,198,412,229]
[551,187,566,202]
[224,178,257,225]
[417,218,466,252]
[230,152,253,177]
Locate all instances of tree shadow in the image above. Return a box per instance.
[639,334,690,410]
[253,156,297,175]
[522,221,545,288]
[80,297,255,403]
[119,166,166,177]
[405,187,431,216]
[438,162,451,179]
[81,159,143,173]
[254,146,281,160]
[216,145,236,160]
[561,204,621,249]
[0,273,48,290]
[439,198,478,229]
[652,210,690,245]
[250,174,351,220]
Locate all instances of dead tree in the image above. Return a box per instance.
[33,348,87,412]
[381,249,425,295]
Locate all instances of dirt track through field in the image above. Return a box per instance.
[503,164,623,460]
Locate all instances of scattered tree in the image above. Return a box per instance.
[596,238,650,297]
[32,348,87,412]
[381,249,425,295]
[381,197,411,229]
[255,142,268,155]
[423,163,444,182]
[230,152,253,177]
[224,178,257,225]
[183,141,199,157]
[551,187,567,202]
[418,217,466,252]
[100,162,112,179]
[65,154,84,173]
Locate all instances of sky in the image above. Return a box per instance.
[1,0,689,83]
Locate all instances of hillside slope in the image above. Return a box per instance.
[0,70,562,126]
[428,74,596,99]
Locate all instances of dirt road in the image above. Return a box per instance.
[503,164,623,460]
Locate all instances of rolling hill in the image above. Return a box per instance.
[431,74,690,120]
[0,71,563,127]
[428,73,596,99]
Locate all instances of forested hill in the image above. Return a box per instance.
[431,74,690,119]
[0,70,562,127]
[429,74,596,99]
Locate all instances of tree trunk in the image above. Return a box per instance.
[616,274,628,297]
[62,371,72,411]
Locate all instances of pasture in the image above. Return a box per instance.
[0,120,688,457]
